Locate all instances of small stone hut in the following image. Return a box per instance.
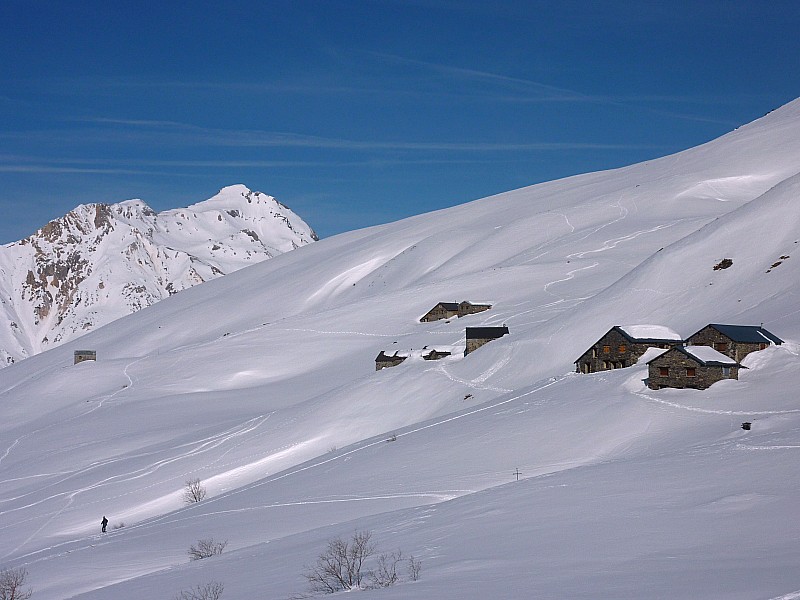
[375,351,407,371]
[423,349,451,361]
[464,326,509,356]
[686,324,782,362]
[74,350,97,365]
[575,325,683,374]
[420,301,492,322]
[647,346,740,390]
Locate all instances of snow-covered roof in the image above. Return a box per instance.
[618,325,683,341]
[637,347,670,364]
[682,345,738,366]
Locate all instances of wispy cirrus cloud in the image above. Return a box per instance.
[0,151,632,175]
[368,52,743,126]
[3,118,659,153]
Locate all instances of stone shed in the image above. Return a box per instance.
[575,325,683,374]
[647,346,740,390]
[375,351,407,371]
[423,349,451,361]
[74,350,97,365]
[420,301,492,322]
[686,324,782,362]
[464,326,509,356]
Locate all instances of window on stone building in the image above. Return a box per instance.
[603,345,610,354]
[714,342,727,352]
[686,367,696,377]
[659,366,669,377]
[759,343,767,350]
[618,344,626,353]
[722,367,731,377]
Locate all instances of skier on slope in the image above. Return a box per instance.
[101,516,108,533]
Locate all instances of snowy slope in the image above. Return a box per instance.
[1,100,800,599]
[0,185,317,367]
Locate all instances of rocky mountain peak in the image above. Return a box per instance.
[0,186,316,366]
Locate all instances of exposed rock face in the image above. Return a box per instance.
[0,185,317,366]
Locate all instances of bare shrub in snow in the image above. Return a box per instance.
[174,581,224,600]
[368,550,402,588]
[183,478,207,504]
[303,530,375,594]
[299,531,421,595]
[408,555,422,581]
[188,538,228,561]
[0,566,33,600]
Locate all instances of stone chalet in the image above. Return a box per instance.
[465,326,509,356]
[575,325,683,374]
[686,324,783,362]
[423,349,452,361]
[647,346,741,390]
[74,350,97,365]
[420,301,492,323]
[375,351,407,371]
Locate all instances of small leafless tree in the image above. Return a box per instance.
[174,581,224,600]
[188,538,228,561]
[0,567,33,600]
[303,530,376,594]
[183,478,207,504]
[368,550,402,588]
[408,555,422,581]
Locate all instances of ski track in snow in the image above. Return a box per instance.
[0,414,272,512]
[737,444,800,450]
[8,374,571,568]
[428,362,512,393]
[0,358,144,468]
[632,388,800,416]
[542,262,599,299]
[10,490,466,567]
[558,212,575,233]
[566,220,683,260]
[0,413,275,559]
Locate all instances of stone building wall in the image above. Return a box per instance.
[464,327,509,356]
[647,349,738,390]
[465,338,489,355]
[575,329,677,373]
[420,304,458,322]
[687,326,767,362]
[375,353,407,371]
[74,350,96,365]
[457,302,491,318]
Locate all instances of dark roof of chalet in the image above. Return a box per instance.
[434,302,460,310]
[647,346,740,367]
[466,326,509,340]
[696,324,783,345]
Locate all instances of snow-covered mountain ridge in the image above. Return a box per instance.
[0,184,317,366]
[2,100,800,599]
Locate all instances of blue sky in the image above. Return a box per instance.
[2,0,799,243]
